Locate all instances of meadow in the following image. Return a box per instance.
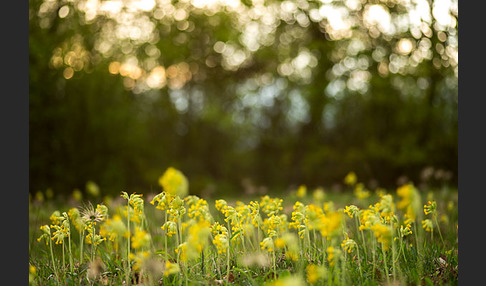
[29,167,458,285]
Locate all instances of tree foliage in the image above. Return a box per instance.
[29,0,458,196]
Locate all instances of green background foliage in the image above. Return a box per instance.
[29,0,458,197]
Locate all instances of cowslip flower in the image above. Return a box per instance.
[86,181,100,197]
[163,260,180,276]
[150,191,174,211]
[72,188,83,202]
[131,227,151,250]
[186,219,211,255]
[37,225,51,245]
[264,274,305,286]
[296,185,307,198]
[158,167,188,198]
[68,207,86,232]
[326,246,342,266]
[260,236,274,252]
[370,223,392,251]
[344,172,357,186]
[422,219,434,232]
[161,220,178,237]
[398,223,413,238]
[396,183,422,222]
[344,205,360,218]
[279,232,300,261]
[211,222,229,254]
[306,204,324,231]
[424,201,437,216]
[354,183,370,199]
[260,196,283,217]
[51,212,70,245]
[129,251,150,271]
[312,187,326,203]
[319,210,343,239]
[306,264,327,284]
[341,235,357,253]
[49,211,62,226]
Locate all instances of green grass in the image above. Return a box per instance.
[29,184,458,285]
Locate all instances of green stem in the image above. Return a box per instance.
[68,232,73,273]
[356,217,368,259]
[126,206,131,286]
[391,227,397,280]
[434,215,445,247]
[372,237,376,280]
[272,250,276,276]
[382,244,389,283]
[226,248,230,283]
[356,247,363,281]
[91,223,96,262]
[164,211,168,262]
[49,239,59,282]
[62,241,65,274]
[80,228,84,265]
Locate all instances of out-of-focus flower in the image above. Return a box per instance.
[163,260,180,276]
[159,167,188,197]
[86,181,100,197]
[344,172,357,186]
[422,219,434,232]
[424,201,437,216]
[296,185,307,198]
[306,263,327,284]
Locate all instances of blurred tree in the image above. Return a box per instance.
[29,0,458,196]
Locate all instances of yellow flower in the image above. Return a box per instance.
[164,260,180,276]
[131,227,151,250]
[265,275,305,286]
[211,222,229,254]
[341,236,357,253]
[306,204,324,231]
[45,188,54,199]
[158,167,189,197]
[29,265,36,284]
[186,219,211,256]
[260,237,274,252]
[186,196,212,222]
[35,191,44,203]
[260,196,283,217]
[37,225,51,245]
[306,264,319,283]
[327,246,337,266]
[86,180,100,197]
[175,242,189,262]
[319,210,343,239]
[354,183,370,199]
[424,200,437,216]
[129,251,150,271]
[312,187,326,202]
[398,223,413,238]
[51,213,70,245]
[344,172,357,186]
[344,205,359,218]
[422,219,434,232]
[50,211,62,225]
[274,238,285,249]
[161,220,178,237]
[296,185,307,198]
[396,183,421,222]
[72,188,83,202]
[370,223,392,251]
[150,191,174,211]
